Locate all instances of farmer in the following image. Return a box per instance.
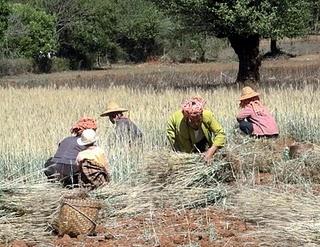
[167,96,226,162]
[44,117,97,187]
[100,101,142,144]
[236,86,279,138]
[76,129,110,189]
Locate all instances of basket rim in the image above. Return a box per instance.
[61,197,103,209]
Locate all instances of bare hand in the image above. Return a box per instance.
[204,146,218,163]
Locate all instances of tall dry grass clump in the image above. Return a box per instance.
[0,182,70,244]
[231,186,320,246]
[93,151,230,216]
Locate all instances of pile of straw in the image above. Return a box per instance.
[0,150,232,242]
[0,182,69,244]
[230,186,320,246]
[94,150,231,216]
[274,145,320,184]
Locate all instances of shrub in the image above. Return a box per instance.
[0,58,33,76]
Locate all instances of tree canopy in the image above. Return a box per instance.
[0,0,10,45]
[5,3,57,58]
[154,0,311,83]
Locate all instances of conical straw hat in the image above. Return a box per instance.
[100,101,128,117]
[239,86,260,101]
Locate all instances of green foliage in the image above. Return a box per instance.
[155,0,312,39]
[34,0,117,69]
[0,57,33,76]
[310,0,320,33]
[4,3,57,58]
[113,0,170,62]
[0,0,10,45]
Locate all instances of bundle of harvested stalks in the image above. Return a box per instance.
[274,147,320,184]
[0,182,71,244]
[230,186,320,246]
[139,150,234,187]
[94,183,227,217]
[223,138,286,176]
[92,151,230,216]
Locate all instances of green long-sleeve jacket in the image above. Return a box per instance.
[166,110,226,153]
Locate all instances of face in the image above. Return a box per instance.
[107,112,122,124]
[187,115,203,129]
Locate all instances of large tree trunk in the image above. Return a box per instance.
[270,38,280,54]
[228,34,261,85]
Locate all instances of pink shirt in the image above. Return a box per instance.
[237,104,279,136]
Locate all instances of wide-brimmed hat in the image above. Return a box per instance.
[239,86,260,101]
[100,101,128,117]
[77,129,98,146]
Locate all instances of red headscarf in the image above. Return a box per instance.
[70,117,97,136]
[181,96,206,120]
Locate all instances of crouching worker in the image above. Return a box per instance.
[44,117,97,187]
[76,129,110,189]
[236,87,279,138]
[167,96,226,162]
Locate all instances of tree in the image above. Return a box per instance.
[154,0,311,84]
[4,3,57,71]
[310,0,320,33]
[113,0,170,62]
[33,0,117,69]
[267,0,311,55]
[0,0,10,46]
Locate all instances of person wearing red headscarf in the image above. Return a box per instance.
[167,97,226,162]
[44,117,97,187]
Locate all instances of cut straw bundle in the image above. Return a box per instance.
[139,150,234,187]
[230,186,320,246]
[0,182,69,244]
[274,147,320,184]
[93,150,231,216]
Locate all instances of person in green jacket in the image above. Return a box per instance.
[167,96,226,162]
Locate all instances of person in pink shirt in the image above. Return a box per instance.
[236,86,279,138]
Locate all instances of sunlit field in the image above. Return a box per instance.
[0,59,319,182]
[1,56,320,246]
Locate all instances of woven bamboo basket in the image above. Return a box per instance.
[57,197,103,237]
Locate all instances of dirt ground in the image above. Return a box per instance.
[6,207,256,247]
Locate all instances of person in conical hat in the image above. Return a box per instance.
[100,101,142,144]
[167,96,226,162]
[236,86,279,138]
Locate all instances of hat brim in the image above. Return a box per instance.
[239,92,260,101]
[100,108,128,117]
[77,137,98,146]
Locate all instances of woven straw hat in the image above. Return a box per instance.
[100,101,128,117]
[77,129,97,146]
[239,86,260,101]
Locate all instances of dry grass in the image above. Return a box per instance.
[0,182,69,244]
[93,151,230,216]
[231,186,320,246]
[0,58,320,245]
[0,79,319,181]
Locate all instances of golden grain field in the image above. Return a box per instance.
[0,76,319,181]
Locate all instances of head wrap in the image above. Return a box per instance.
[70,117,97,136]
[181,96,206,120]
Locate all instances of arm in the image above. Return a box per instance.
[208,112,226,148]
[236,106,253,121]
[166,114,176,151]
[204,112,226,162]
